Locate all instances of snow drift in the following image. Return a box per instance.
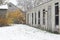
[0,24,60,40]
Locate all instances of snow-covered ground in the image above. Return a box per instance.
[0,24,60,40]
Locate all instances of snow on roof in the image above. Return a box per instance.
[0,4,8,9]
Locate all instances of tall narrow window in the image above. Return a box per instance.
[55,16,59,25]
[35,13,36,24]
[55,2,59,25]
[32,13,33,25]
[38,11,40,24]
[55,3,59,15]
[43,9,45,25]
[27,14,29,24]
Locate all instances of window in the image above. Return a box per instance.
[9,5,12,7]
[55,2,59,5]
[55,16,59,25]
[55,5,59,15]
[55,2,59,25]
[35,13,36,24]
[27,14,29,23]
[38,11,40,24]
[32,13,33,25]
[38,11,40,18]
[43,9,45,25]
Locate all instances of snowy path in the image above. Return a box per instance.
[0,24,60,40]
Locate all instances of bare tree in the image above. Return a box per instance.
[17,0,51,12]
[0,0,3,4]
[0,0,9,5]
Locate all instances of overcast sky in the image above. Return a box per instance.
[9,0,17,5]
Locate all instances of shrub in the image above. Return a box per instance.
[6,9,26,24]
[0,9,26,26]
[0,17,13,26]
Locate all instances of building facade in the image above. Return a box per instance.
[0,0,8,18]
[26,0,60,33]
[0,4,8,18]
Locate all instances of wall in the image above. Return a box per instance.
[26,0,60,33]
[0,9,7,18]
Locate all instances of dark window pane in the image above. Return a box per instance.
[43,18,45,25]
[32,13,33,24]
[32,13,33,18]
[38,11,40,18]
[55,16,59,25]
[9,5,12,7]
[43,9,45,25]
[43,9,45,11]
[55,2,58,5]
[38,19,40,24]
[55,2,59,25]
[35,13,36,24]
[55,6,59,15]
[43,12,45,17]
[38,11,40,24]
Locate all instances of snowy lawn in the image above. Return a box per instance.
[0,24,60,40]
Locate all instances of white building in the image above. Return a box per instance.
[26,0,60,33]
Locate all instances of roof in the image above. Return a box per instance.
[8,2,25,13]
[0,4,8,9]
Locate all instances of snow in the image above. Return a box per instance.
[0,24,60,40]
[0,4,8,9]
[9,0,17,5]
